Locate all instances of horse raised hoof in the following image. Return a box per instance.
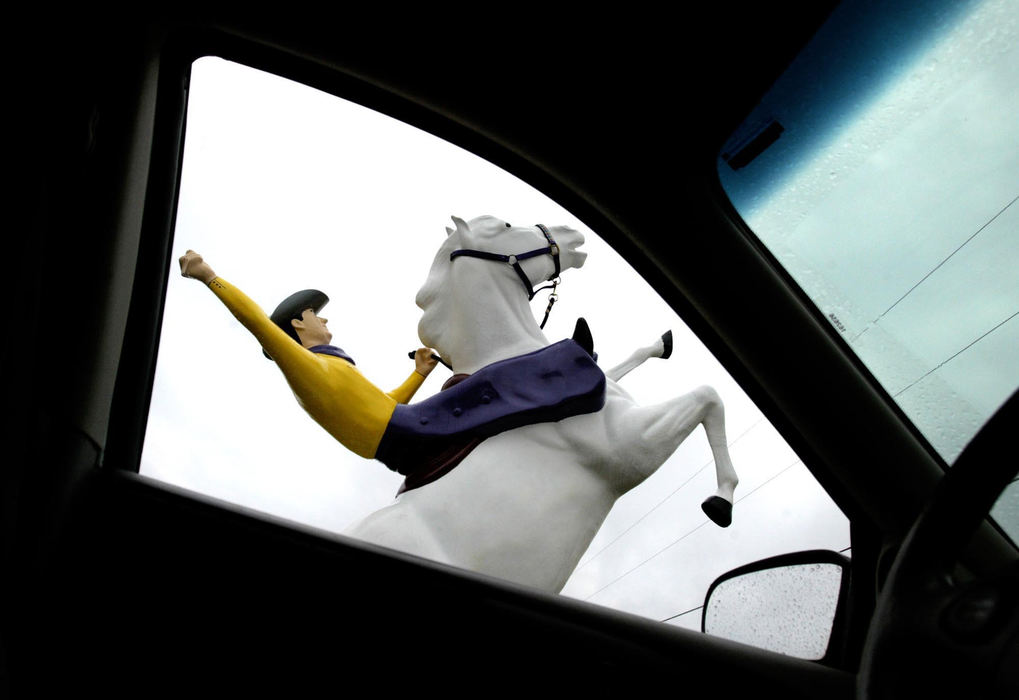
[660,330,673,359]
[701,495,733,528]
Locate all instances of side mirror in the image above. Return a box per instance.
[702,549,851,663]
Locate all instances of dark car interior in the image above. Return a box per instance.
[6,3,1017,696]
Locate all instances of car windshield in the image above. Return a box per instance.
[717,0,1018,535]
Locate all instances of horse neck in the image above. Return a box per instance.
[446,268,548,374]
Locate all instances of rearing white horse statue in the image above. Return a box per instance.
[345,215,739,593]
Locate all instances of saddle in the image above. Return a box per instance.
[378,319,603,494]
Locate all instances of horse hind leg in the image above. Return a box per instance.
[606,330,673,382]
[696,386,739,527]
[624,384,739,527]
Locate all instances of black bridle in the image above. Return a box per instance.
[450,223,562,328]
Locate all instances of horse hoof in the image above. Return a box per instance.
[660,330,673,359]
[701,495,732,527]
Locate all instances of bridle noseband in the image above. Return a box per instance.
[450,223,562,328]
[450,224,560,299]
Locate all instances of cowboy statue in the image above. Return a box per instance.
[179,244,605,494]
[180,215,737,593]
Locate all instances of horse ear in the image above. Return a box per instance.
[451,216,470,236]
[447,215,473,246]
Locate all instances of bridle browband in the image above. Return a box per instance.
[449,223,562,328]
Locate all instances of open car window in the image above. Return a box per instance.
[143,56,848,633]
[717,0,1019,542]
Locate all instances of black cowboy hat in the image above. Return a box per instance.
[263,288,329,360]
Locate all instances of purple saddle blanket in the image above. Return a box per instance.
[375,339,605,487]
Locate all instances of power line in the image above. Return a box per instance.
[585,458,802,602]
[661,605,702,624]
[851,193,1018,344]
[575,417,766,573]
[894,309,1018,398]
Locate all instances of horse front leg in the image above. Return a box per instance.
[606,330,673,382]
[616,385,738,527]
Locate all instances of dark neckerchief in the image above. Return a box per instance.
[308,344,356,365]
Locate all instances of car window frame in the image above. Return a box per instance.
[100,27,884,674]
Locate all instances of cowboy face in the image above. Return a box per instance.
[291,308,333,347]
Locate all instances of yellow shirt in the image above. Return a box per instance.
[208,277,425,458]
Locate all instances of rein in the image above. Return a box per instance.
[450,223,562,329]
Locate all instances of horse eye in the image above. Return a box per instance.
[505,222,511,228]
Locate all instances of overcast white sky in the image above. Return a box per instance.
[142,52,854,632]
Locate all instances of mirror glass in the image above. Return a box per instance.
[703,562,843,659]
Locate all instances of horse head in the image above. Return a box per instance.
[416,216,586,367]
[448,215,587,282]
